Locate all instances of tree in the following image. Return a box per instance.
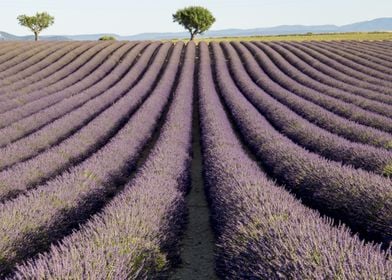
[99,35,117,41]
[17,12,55,41]
[173,6,215,40]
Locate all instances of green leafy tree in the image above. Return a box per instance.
[99,35,117,41]
[17,12,55,41]
[173,6,215,40]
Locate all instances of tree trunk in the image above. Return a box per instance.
[34,32,38,41]
[190,33,194,41]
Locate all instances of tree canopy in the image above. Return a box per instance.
[17,12,55,41]
[173,6,215,40]
[99,35,117,41]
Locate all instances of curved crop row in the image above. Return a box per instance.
[324,41,392,67]
[210,43,392,246]
[271,41,392,95]
[0,42,96,98]
[198,42,391,279]
[0,42,139,128]
[348,42,392,61]
[297,41,392,85]
[216,42,392,175]
[0,42,80,82]
[0,42,152,146]
[0,42,160,169]
[0,42,114,102]
[11,41,195,280]
[0,41,183,277]
[346,41,392,63]
[305,41,392,78]
[0,42,54,73]
[265,42,392,105]
[361,41,392,55]
[244,42,392,134]
[0,42,25,57]
[250,42,392,118]
[0,41,112,103]
[0,42,170,201]
[283,41,392,93]
[233,42,392,150]
[0,42,87,90]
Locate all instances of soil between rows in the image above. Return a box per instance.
[169,77,218,280]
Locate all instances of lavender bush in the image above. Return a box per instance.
[0,41,112,102]
[209,42,392,246]
[199,41,392,279]
[0,42,54,76]
[0,42,113,108]
[248,42,392,118]
[233,42,392,149]
[0,42,77,83]
[0,42,182,277]
[11,41,195,280]
[265,41,392,105]
[303,41,392,82]
[242,42,392,134]
[215,42,392,175]
[281,41,392,93]
[0,42,92,106]
[0,42,156,147]
[321,41,392,68]
[356,41,392,57]
[0,42,158,171]
[0,42,137,127]
[0,42,170,201]
[0,42,28,57]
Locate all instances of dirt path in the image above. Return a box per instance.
[169,90,218,280]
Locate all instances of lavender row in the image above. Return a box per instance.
[245,42,392,134]
[0,42,78,83]
[324,41,392,67]
[266,42,392,106]
[284,41,392,93]
[296,41,392,85]
[0,42,158,169]
[217,42,392,176]
[270,41,392,96]
[0,42,85,91]
[372,40,392,49]
[0,42,54,75]
[11,42,195,280]
[246,42,392,134]
[0,41,182,277]
[0,42,169,201]
[0,42,23,56]
[0,41,111,106]
[355,41,392,57]
[234,42,392,150]
[0,42,47,61]
[0,41,67,79]
[0,42,151,147]
[305,41,392,78]
[198,41,391,279]
[368,40,392,48]
[210,43,392,246]
[342,41,392,64]
[251,42,392,118]
[0,42,137,128]
[347,42,392,61]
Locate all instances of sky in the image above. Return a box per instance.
[1,0,391,36]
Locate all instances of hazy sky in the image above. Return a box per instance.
[1,0,391,35]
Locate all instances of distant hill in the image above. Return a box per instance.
[0,31,69,41]
[1,17,392,41]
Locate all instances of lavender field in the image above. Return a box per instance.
[0,40,391,279]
